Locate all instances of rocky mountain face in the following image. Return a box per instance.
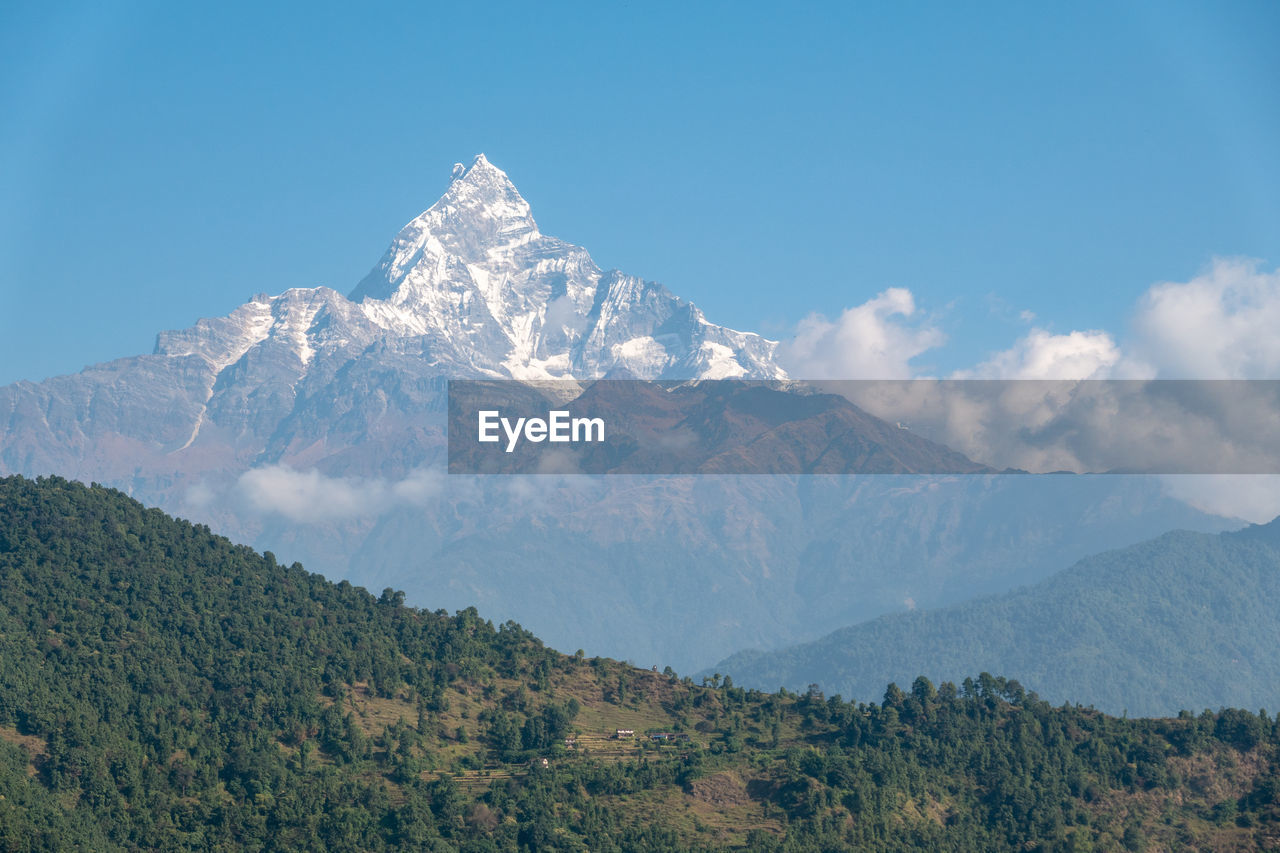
[0,156,1240,675]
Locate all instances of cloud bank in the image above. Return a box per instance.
[783,259,1280,382]
[778,288,944,379]
[781,259,1280,522]
[236,466,445,523]
[955,329,1122,380]
[1129,259,1280,379]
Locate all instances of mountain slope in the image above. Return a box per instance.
[710,519,1280,716]
[1,475,1278,851]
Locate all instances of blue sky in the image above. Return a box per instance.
[1,0,1277,385]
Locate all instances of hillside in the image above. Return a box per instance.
[711,520,1280,717]
[1,475,1278,850]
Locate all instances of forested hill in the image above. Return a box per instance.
[0,476,1278,851]
[711,518,1280,717]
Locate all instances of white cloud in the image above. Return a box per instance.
[827,323,1124,472]
[949,258,1280,382]
[1159,475,1280,525]
[391,468,448,504]
[183,480,215,509]
[955,328,1122,379]
[1128,258,1280,379]
[236,465,444,523]
[778,288,945,379]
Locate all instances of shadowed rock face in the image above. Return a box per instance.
[0,156,1239,673]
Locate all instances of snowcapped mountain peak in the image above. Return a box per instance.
[349,153,539,305]
[147,156,785,386]
[341,155,784,380]
[461,151,499,177]
[441,152,531,222]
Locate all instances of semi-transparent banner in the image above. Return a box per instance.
[447,379,1280,475]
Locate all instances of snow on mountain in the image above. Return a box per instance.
[157,154,784,396]
[0,154,784,478]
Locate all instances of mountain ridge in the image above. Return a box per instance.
[707,518,1280,716]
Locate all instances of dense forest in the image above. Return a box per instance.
[0,475,1278,851]
[710,519,1280,717]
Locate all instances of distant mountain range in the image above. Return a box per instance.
[0,155,1242,675]
[709,517,1280,717]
